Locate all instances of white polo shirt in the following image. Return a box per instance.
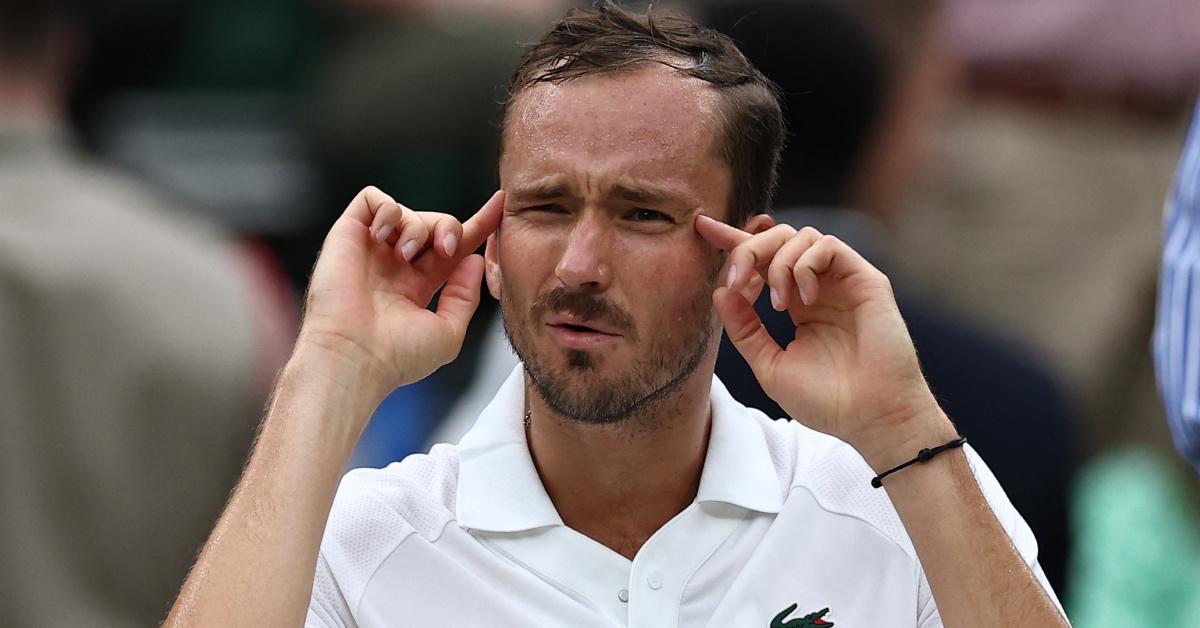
[307,366,1058,627]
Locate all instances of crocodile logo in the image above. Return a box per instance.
[770,603,834,628]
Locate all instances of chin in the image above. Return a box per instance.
[564,349,594,369]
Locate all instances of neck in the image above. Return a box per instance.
[524,366,714,559]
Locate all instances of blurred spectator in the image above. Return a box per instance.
[882,1,1200,617]
[1155,96,1200,471]
[0,1,294,625]
[704,0,1074,594]
[892,0,1197,457]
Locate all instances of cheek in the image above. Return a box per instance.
[613,237,716,324]
[496,226,563,304]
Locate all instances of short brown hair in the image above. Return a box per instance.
[500,1,785,227]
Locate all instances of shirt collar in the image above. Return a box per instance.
[455,366,784,533]
[696,377,785,514]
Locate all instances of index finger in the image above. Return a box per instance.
[459,190,506,255]
[694,214,751,251]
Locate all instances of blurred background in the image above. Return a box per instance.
[1,0,1198,625]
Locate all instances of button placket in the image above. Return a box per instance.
[626,503,749,628]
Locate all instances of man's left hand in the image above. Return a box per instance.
[695,215,957,470]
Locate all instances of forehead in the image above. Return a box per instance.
[500,64,728,200]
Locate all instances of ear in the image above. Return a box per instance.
[742,213,775,235]
[484,233,503,300]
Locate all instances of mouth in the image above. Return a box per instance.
[544,313,621,349]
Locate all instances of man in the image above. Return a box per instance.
[166,3,1066,626]
[0,1,294,625]
[705,0,1075,592]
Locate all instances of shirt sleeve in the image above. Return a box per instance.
[306,551,357,628]
[916,445,1065,627]
[1154,95,1200,472]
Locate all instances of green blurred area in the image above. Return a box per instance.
[1068,448,1200,626]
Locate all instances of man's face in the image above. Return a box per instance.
[489,64,733,425]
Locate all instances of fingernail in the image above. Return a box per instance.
[727,264,738,288]
[770,286,781,310]
[376,224,393,243]
[798,286,813,306]
[401,239,419,262]
[443,233,458,256]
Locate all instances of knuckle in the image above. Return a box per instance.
[876,270,894,290]
[399,209,425,232]
[435,213,464,233]
[769,224,797,237]
[362,186,392,207]
[768,258,790,279]
[376,202,398,219]
[818,234,843,248]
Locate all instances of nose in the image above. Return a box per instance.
[555,215,612,292]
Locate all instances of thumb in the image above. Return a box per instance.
[714,286,782,379]
[435,254,485,341]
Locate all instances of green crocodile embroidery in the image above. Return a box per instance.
[770,603,834,628]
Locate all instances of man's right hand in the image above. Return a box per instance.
[297,186,505,408]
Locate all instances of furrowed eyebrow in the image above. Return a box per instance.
[613,182,673,204]
[508,177,689,206]
[510,178,571,202]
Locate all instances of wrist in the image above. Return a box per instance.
[264,349,392,456]
[293,326,393,390]
[289,338,394,402]
[852,403,959,474]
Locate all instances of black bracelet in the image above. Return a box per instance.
[870,436,967,488]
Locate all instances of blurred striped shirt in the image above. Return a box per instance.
[1154,96,1200,470]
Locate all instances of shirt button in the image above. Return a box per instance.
[647,572,663,590]
[617,589,629,603]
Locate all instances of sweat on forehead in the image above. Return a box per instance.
[501,64,723,159]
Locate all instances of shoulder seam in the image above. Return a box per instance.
[349,513,463,617]
[788,482,918,562]
[330,473,454,615]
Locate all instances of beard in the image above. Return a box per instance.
[500,263,721,426]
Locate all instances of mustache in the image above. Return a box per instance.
[532,287,639,341]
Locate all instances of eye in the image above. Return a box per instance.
[528,204,568,214]
[628,208,673,223]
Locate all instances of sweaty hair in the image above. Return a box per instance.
[500,0,786,228]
